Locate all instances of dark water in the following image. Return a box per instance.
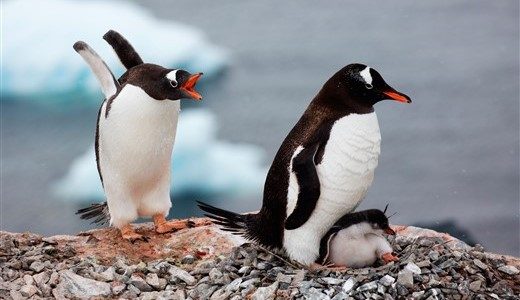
[1,0,519,255]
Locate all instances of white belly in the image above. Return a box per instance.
[284,112,381,265]
[98,84,180,226]
[329,232,391,268]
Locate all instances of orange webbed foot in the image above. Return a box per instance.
[153,214,191,234]
[120,224,148,243]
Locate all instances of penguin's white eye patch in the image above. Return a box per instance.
[166,70,179,88]
[359,66,373,85]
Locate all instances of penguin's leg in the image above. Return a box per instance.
[104,183,143,241]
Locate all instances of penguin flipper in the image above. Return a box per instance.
[73,41,120,99]
[103,30,144,70]
[284,142,321,230]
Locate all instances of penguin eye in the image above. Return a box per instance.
[170,80,178,88]
[365,83,373,90]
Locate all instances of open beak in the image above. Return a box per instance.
[384,228,396,235]
[181,73,203,100]
[383,88,411,104]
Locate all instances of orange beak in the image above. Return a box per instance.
[181,73,203,100]
[383,90,411,103]
[384,228,396,235]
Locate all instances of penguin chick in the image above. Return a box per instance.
[73,32,202,242]
[316,209,398,269]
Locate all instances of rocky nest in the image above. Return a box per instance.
[1,220,519,299]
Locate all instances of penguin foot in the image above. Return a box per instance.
[381,252,399,264]
[120,225,148,243]
[153,214,191,234]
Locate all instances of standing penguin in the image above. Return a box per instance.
[74,31,203,241]
[316,208,398,269]
[199,63,411,265]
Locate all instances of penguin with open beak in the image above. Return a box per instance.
[199,63,410,265]
[315,208,398,269]
[74,30,203,241]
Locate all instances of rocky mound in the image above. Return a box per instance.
[1,219,519,299]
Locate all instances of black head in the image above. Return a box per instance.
[319,63,411,112]
[362,209,395,235]
[122,63,203,101]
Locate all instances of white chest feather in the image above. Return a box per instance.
[284,112,381,265]
[98,84,180,224]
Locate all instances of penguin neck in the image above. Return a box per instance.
[314,85,375,115]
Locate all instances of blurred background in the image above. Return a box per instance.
[1,0,518,256]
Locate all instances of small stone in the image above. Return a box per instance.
[379,275,395,287]
[129,274,153,292]
[30,261,45,272]
[238,266,251,274]
[331,292,348,300]
[251,281,278,300]
[396,284,409,296]
[209,268,223,283]
[240,278,261,288]
[276,273,292,284]
[145,273,161,289]
[169,265,196,285]
[210,288,232,300]
[404,262,421,274]
[469,280,482,292]
[98,267,115,281]
[33,271,50,287]
[342,277,356,293]
[429,251,439,261]
[473,259,487,270]
[226,278,242,292]
[23,274,35,285]
[412,291,425,298]
[416,260,430,268]
[181,254,195,264]
[357,281,378,292]
[397,270,414,289]
[19,285,38,298]
[321,277,344,285]
[111,281,126,295]
[498,265,519,275]
[55,270,111,298]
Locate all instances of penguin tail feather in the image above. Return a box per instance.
[76,202,110,225]
[197,201,258,241]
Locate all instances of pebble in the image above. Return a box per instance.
[473,259,488,270]
[404,262,421,274]
[19,285,38,297]
[379,275,395,287]
[169,265,197,285]
[251,281,278,300]
[357,280,378,291]
[397,270,414,289]
[129,274,153,292]
[342,277,356,293]
[29,261,45,272]
[497,265,519,275]
[181,254,195,264]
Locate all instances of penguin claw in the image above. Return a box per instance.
[381,252,399,263]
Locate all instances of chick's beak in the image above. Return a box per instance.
[181,73,203,100]
[383,87,411,103]
[384,228,396,235]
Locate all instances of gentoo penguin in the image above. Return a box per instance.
[316,209,398,269]
[74,30,203,241]
[199,63,411,265]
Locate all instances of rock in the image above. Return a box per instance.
[251,281,278,300]
[498,265,519,275]
[146,273,164,289]
[29,261,45,272]
[342,277,356,293]
[321,277,344,285]
[111,281,126,295]
[379,275,395,287]
[32,271,50,287]
[209,267,223,283]
[404,262,421,274]
[129,273,153,292]
[473,259,488,270]
[469,280,482,292]
[226,278,242,292]
[55,270,111,298]
[276,272,292,284]
[169,265,196,285]
[397,270,414,289]
[305,287,331,300]
[357,280,378,291]
[19,285,38,297]
[181,254,195,264]
[210,288,232,300]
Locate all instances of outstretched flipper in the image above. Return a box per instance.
[103,30,144,69]
[285,123,333,230]
[73,41,120,98]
